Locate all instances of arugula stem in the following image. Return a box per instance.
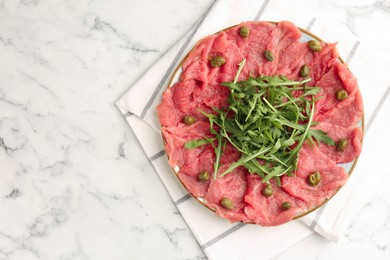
[262,97,278,113]
[262,165,292,183]
[234,59,246,84]
[286,102,315,162]
[251,77,311,88]
[270,154,288,167]
[213,134,224,180]
[220,146,272,177]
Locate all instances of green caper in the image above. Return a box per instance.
[281,202,291,211]
[198,170,210,182]
[239,26,249,38]
[299,64,310,77]
[307,171,321,186]
[337,138,348,152]
[263,50,274,61]
[308,40,322,52]
[210,55,226,67]
[262,184,273,197]
[335,89,348,101]
[221,197,234,209]
[182,115,196,125]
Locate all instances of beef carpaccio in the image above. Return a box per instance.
[157,21,363,226]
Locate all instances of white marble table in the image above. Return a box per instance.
[0,0,389,259]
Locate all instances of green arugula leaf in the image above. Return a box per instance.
[213,134,225,180]
[309,129,336,146]
[184,138,211,149]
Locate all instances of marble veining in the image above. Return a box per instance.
[0,0,389,259]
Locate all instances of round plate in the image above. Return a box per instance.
[163,21,364,222]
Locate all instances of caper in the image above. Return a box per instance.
[262,184,273,197]
[335,89,348,101]
[210,55,226,67]
[239,26,249,38]
[263,50,274,61]
[299,64,310,77]
[198,170,210,182]
[308,40,322,52]
[281,202,291,211]
[182,115,196,125]
[307,171,321,186]
[337,138,348,152]
[221,197,234,209]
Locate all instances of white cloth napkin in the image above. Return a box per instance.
[116,0,390,258]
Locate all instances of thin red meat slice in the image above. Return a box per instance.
[204,167,250,222]
[276,42,310,80]
[180,61,210,87]
[282,144,349,208]
[314,66,346,115]
[261,21,302,76]
[179,139,243,199]
[314,61,360,116]
[181,34,215,84]
[158,79,230,128]
[157,86,181,127]
[315,122,362,164]
[162,121,212,168]
[335,61,359,94]
[244,175,306,226]
[177,173,209,198]
[171,80,198,113]
[194,83,231,111]
[178,147,215,198]
[316,90,364,128]
[278,42,338,84]
[206,32,246,84]
[306,43,339,83]
[226,21,274,78]
[172,79,230,114]
[219,142,241,165]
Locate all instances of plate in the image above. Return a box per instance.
[162,21,364,224]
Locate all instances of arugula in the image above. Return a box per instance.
[184,138,212,149]
[185,59,334,184]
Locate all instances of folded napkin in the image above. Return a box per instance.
[116,0,390,258]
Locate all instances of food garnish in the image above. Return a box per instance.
[186,59,335,184]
